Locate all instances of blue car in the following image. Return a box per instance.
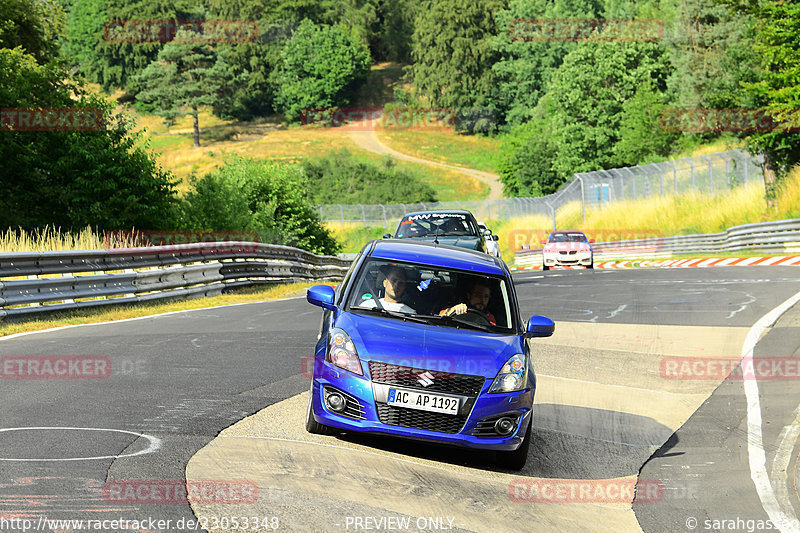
[305,239,554,469]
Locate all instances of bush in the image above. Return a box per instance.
[274,19,371,122]
[180,157,341,255]
[301,149,437,204]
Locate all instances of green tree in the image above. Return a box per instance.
[615,80,680,165]
[0,47,177,231]
[180,157,341,255]
[92,0,195,92]
[0,0,65,63]
[134,28,239,147]
[274,19,371,122]
[410,0,507,113]
[497,101,560,197]
[717,0,800,196]
[545,40,672,176]
[63,0,106,81]
[490,0,602,125]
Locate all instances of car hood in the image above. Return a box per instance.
[543,242,591,252]
[400,235,483,250]
[336,312,524,379]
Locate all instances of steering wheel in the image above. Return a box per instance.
[450,307,492,327]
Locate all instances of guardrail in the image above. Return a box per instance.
[514,219,800,266]
[0,242,351,320]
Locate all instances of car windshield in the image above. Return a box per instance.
[395,213,476,238]
[549,233,587,243]
[346,258,516,333]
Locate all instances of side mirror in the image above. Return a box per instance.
[492,235,499,241]
[383,233,392,239]
[525,315,555,338]
[483,228,492,236]
[307,284,336,310]
[589,238,595,243]
[540,240,547,245]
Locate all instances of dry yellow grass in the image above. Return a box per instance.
[0,226,141,253]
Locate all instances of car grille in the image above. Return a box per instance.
[376,404,468,434]
[368,361,485,395]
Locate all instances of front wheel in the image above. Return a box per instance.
[586,261,594,269]
[496,420,532,470]
[306,385,335,435]
[542,264,550,271]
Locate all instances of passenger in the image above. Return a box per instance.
[361,265,416,313]
[439,279,496,325]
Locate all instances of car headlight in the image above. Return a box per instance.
[327,328,363,376]
[488,354,528,393]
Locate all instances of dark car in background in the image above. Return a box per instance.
[385,210,488,254]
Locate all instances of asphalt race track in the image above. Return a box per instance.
[1,267,800,532]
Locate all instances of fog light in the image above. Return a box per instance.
[326,391,346,412]
[494,417,516,436]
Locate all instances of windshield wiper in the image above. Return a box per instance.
[419,313,496,332]
[354,307,431,324]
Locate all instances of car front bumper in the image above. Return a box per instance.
[309,359,533,451]
[543,251,592,267]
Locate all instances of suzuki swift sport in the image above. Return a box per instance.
[305,239,554,469]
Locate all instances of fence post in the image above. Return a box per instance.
[381,204,387,228]
[700,154,713,194]
[577,174,586,222]
[682,158,695,193]
[718,152,732,187]
[663,161,677,195]
[624,168,636,200]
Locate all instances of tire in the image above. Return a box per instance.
[587,261,594,269]
[306,385,335,435]
[496,420,532,470]
[542,264,550,271]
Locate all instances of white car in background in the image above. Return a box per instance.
[541,230,593,270]
[478,222,501,259]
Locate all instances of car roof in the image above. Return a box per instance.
[366,239,505,275]
[550,230,587,235]
[400,209,476,218]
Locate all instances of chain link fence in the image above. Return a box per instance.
[318,149,765,228]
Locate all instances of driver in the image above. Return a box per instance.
[439,279,496,325]
[361,265,416,313]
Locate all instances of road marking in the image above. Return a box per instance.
[742,290,800,533]
[771,407,800,524]
[0,427,161,461]
[607,305,627,319]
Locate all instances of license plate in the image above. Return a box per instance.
[387,388,460,415]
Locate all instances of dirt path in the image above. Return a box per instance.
[348,127,504,201]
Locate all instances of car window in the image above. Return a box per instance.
[346,258,515,333]
[395,213,477,238]
[549,233,587,243]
